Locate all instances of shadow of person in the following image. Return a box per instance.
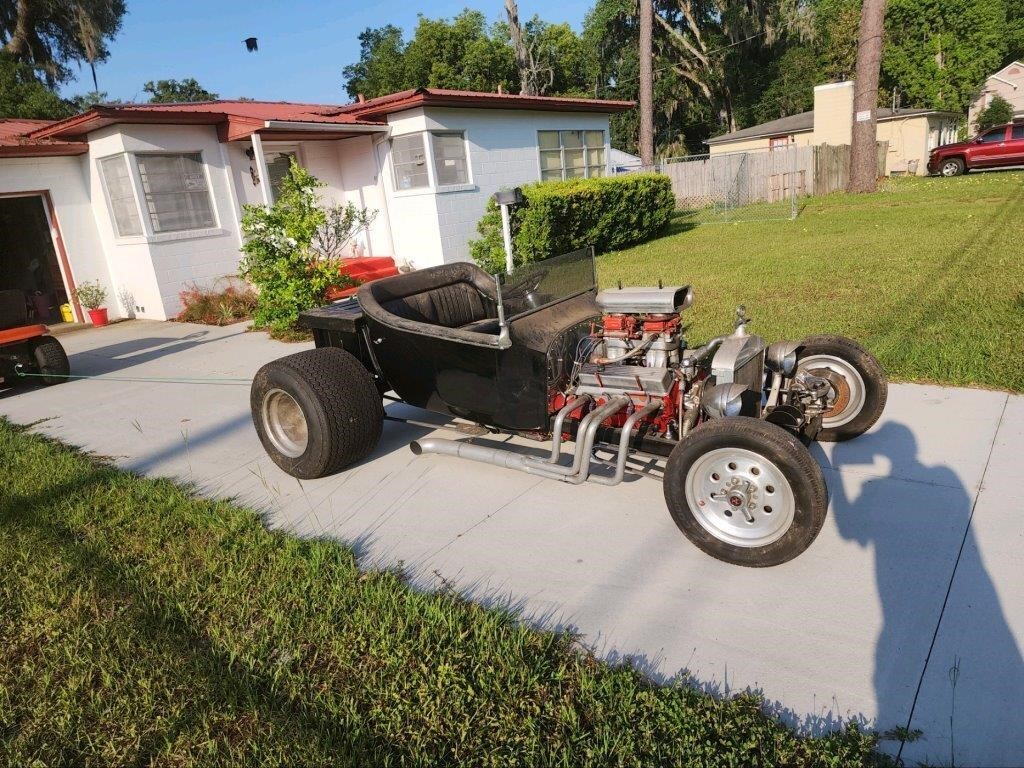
[821,422,1023,764]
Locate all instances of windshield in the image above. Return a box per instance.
[499,247,597,319]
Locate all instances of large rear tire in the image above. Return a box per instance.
[664,417,828,567]
[796,335,887,442]
[28,336,70,386]
[251,348,383,479]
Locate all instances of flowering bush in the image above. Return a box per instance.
[176,280,258,326]
[239,161,375,334]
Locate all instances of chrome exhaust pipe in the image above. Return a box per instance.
[590,401,662,486]
[523,395,631,480]
[410,437,571,481]
[409,395,633,485]
[545,394,592,464]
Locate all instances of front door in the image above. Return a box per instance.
[970,126,1010,167]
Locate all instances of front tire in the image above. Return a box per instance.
[664,417,828,567]
[940,157,965,177]
[796,335,887,441]
[28,336,70,385]
[251,348,383,479]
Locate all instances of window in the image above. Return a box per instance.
[265,152,297,202]
[98,155,142,237]
[430,132,469,186]
[538,130,606,181]
[392,134,429,190]
[769,135,790,150]
[134,153,215,233]
[978,128,1006,144]
[1013,124,1024,140]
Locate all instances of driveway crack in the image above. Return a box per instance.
[896,393,1010,761]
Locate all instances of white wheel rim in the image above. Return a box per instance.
[797,354,866,428]
[262,388,308,458]
[942,161,959,176]
[684,447,796,548]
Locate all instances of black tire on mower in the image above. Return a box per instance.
[664,417,828,567]
[28,336,70,385]
[796,335,887,442]
[250,347,383,479]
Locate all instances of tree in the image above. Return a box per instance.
[850,0,886,193]
[639,0,654,165]
[1,0,126,86]
[505,0,536,94]
[0,54,73,118]
[881,0,1006,113]
[975,93,1013,131]
[342,26,409,100]
[68,89,110,111]
[143,78,218,103]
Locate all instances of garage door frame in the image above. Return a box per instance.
[0,190,82,323]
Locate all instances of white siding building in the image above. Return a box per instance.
[0,89,631,323]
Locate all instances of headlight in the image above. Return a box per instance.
[703,383,749,419]
[766,341,799,376]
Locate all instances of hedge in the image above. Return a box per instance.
[469,173,676,273]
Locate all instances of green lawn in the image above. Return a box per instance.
[598,172,1024,393]
[0,420,889,766]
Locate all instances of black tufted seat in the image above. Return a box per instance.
[381,281,497,330]
[359,261,506,343]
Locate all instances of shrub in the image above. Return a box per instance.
[176,281,258,326]
[72,280,108,310]
[239,161,375,334]
[975,94,1013,132]
[469,174,675,273]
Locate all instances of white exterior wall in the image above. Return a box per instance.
[299,135,394,258]
[0,154,111,322]
[381,107,612,268]
[87,124,243,320]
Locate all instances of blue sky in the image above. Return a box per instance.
[58,0,594,104]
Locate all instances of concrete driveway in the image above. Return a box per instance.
[2,320,1021,767]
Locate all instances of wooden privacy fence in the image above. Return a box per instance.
[658,142,889,211]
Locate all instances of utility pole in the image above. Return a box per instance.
[849,0,886,192]
[638,0,654,168]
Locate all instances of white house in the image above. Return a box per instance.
[969,61,1024,128]
[0,89,632,323]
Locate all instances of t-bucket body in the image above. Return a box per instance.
[302,249,601,432]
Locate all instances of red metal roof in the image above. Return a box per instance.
[3,90,633,154]
[27,100,384,142]
[0,118,88,157]
[333,88,635,119]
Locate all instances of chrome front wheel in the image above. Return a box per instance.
[684,447,796,548]
[796,353,867,430]
[665,417,828,567]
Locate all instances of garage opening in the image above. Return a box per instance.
[0,195,71,325]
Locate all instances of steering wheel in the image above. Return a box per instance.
[502,268,549,310]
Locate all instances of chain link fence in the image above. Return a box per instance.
[616,145,809,224]
[615,143,891,225]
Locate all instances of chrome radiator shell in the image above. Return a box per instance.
[710,334,767,393]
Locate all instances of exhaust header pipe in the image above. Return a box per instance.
[409,395,635,485]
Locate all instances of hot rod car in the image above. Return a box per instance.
[250,248,886,567]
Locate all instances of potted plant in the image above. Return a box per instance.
[73,281,110,327]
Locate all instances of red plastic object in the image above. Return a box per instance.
[0,324,48,346]
[87,307,108,326]
[324,256,401,301]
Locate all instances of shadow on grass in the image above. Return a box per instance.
[0,473,414,766]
